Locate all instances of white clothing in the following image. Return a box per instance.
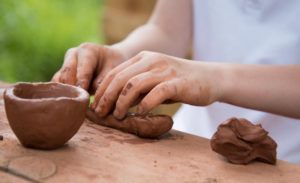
[173,0,300,163]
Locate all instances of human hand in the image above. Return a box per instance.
[91,51,222,119]
[52,43,126,93]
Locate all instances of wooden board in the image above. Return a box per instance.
[1,89,300,182]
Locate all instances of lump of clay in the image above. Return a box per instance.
[4,82,89,150]
[210,118,277,165]
[86,108,173,138]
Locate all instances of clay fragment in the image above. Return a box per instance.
[210,118,277,165]
[4,82,89,150]
[86,108,173,138]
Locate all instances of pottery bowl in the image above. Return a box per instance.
[4,82,89,150]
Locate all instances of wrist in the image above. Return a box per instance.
[216,63,235,104]
[199,62,230,104]
[110,42,134,61]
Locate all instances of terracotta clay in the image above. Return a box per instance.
[210,118,277,165]
[86,108,173,138]
[4,82,89,150]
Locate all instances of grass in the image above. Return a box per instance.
[0,0,104,82]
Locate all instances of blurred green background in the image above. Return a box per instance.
[0,0,104,82]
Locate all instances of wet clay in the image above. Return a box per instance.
[86,108,173,138]
[210,118,277,165]
[4,82,89,150]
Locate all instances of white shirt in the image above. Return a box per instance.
[173,0,300,164]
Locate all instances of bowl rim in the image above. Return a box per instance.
[4,82,89,102]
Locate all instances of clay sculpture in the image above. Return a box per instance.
[4,82,89,150]
[210,118,277,165]
[86,108,173,138]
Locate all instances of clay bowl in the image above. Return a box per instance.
[4,82,89,150]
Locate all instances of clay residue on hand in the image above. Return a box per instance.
[86,108,173,138]
[210,118,277,165]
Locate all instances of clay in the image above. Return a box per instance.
[0,135,3,141]
[210,118,277,165]
[4,82,89,150]
[86,108,173,138]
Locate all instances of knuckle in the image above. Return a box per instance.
[138,50,148,56]
[150,52,160,58]
[125,81,134,90]
[128,77,141,88]
[66,47,77,53]
[101,94,111,104]
[60,75,67,83]
[159,84,169,93]
[65,47,77,55]
[112,73,123,84]
[79,72,93,79]
[61,67,71,74]
[157,56,168,65]
[113,70,128,83]
[121,82,133,96]
[79,42,94,49]
[105,71,116,81]
[138,50,155,57]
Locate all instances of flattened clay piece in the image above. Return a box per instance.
[86,108,173,138]
[4,82,89,150]
[210,118,277,165]
[8,156,56,180]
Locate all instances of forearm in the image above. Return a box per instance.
[112,0,192,60]
[218,64,300,119]
[112,24,188,59]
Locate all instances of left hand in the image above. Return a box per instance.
[91,51,222,119]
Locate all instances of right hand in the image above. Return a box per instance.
[52,42,126,93]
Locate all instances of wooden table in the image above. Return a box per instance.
[1,86,300,183]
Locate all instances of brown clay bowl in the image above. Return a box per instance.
[4,82,89,150]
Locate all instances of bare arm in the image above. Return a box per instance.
[53,0,193,91]
[219,64,300,119]
[92,51,300,120]
[113,0,193,59]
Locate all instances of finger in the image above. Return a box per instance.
[51,71,61,82]
[59,48,78,85]
[94,58,152,117]
[91,54,141,110]
[90,66,111,94]
[137,80,179,115]
[113,71,166,119]
[76,43,99,90]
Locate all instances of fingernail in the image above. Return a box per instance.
[95,106,104,117]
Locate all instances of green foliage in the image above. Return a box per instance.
[0,0,103,82]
